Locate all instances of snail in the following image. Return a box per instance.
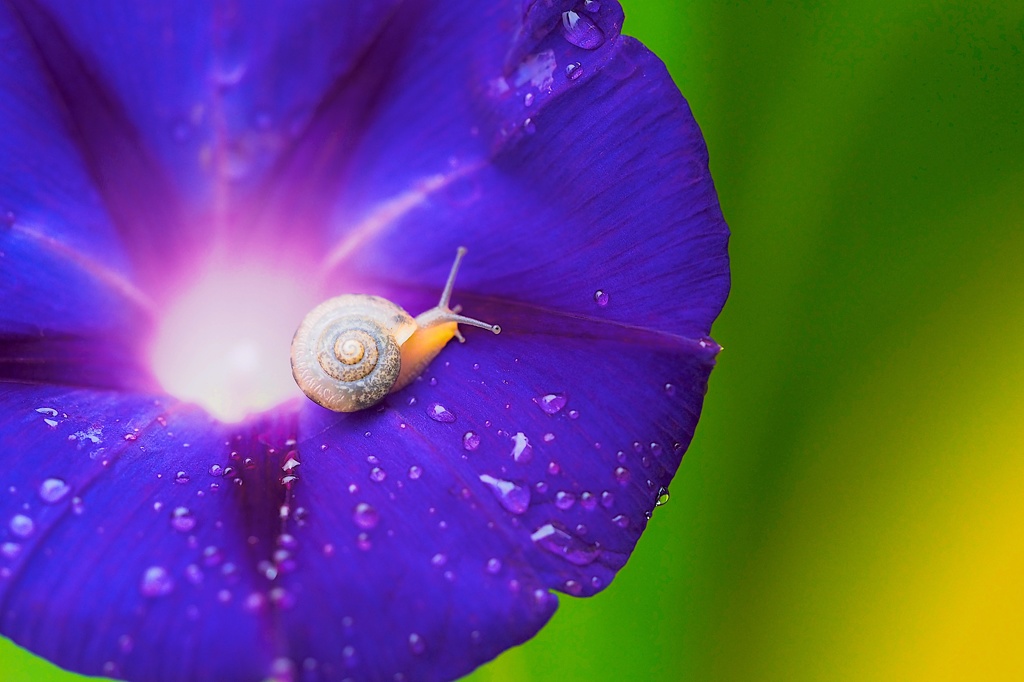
[291,247,500,412]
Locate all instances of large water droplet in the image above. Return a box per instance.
[428,403,456,423]
[479,474,531,515]
[352,502,379,530]
[9,514,34,538]
[171,507,197,533]
[463,431,481,451]
[561,11,605,49]
[531,523,600,565]
[140,566,174,597]
[38,478,71,504]
[511,432,533,463]
[533,393,567,415]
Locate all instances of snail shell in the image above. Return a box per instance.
[291,295,416,412]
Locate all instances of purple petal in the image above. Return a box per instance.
[0,1,730,680]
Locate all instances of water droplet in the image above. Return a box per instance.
[202,546,223,566]
[38,478,70,504]
[184,564,203,585]
[352,502,379,530]
[594,289,609,307]
[511,432,533,463]
[567,409,580,420]
[408,633,426,656]
[566,62,584,80]
[479,474,531,515]
[656,486,670,506]
[533,393,567,415]
[356,533,372,551]
[523,117,536,135]
[543,432,555,443]
[547,461,561,476]
[140,566,174,597]
[524,92,535,107]
[561,10,606,49]
[463,431,481,451]
[171,507,197,533]
[650,442,663,457]
[408,465,423,480]
[430,552,447,568]
[580,492,596,510]
[613,466,631,485]
[9,514,34,538]
[600,491,614,508]
[209,464,223,477]
[613,514,630,528]
[369,467,387,483]
[1,542,20,559]
[282,456,301,472]
[583,0,602,11]
[71,497,85,515]
[663,382,676,396]
[428,403,456,423]
[554,491,576,510]
[486,558,502,574]
[564,579,583,595]
[175,471,190,484]
[531,523,600,565]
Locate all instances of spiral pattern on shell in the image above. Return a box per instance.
[291,295,414,412]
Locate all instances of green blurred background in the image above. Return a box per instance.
[4,1,1023,679]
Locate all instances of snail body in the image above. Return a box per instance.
[291,248,500,412]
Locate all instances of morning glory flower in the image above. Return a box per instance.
[0,1,729,681]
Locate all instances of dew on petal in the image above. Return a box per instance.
[170,507,197,533]
[175,471,190,484]
[139,566,174,597]
[580,491,597,510]
[0,542,20,560]
[408,465,423,480]
[583,0,602,11]
[533,393,567,415]
[554,491,576,510]
[9,514,34,538]
[479,474,531,515]
[593,289,609,307]
[561,10,606,49]
[463,431,481,451]
[352,502,379,530]
[369,467,387,483]
[566,62,584,80]
[486,558,502,574]
[613,466,631,485]
[427,403,456,423]
[510,432,533,463]
[656,486,671,507]
[600,491,615,508]
[613,514,630,529]
[38,478,71,504]
[530,523,600,565]
[408,633,425,655]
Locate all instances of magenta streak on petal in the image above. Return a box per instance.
[320,161,486,274]
[11,223,156,316]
